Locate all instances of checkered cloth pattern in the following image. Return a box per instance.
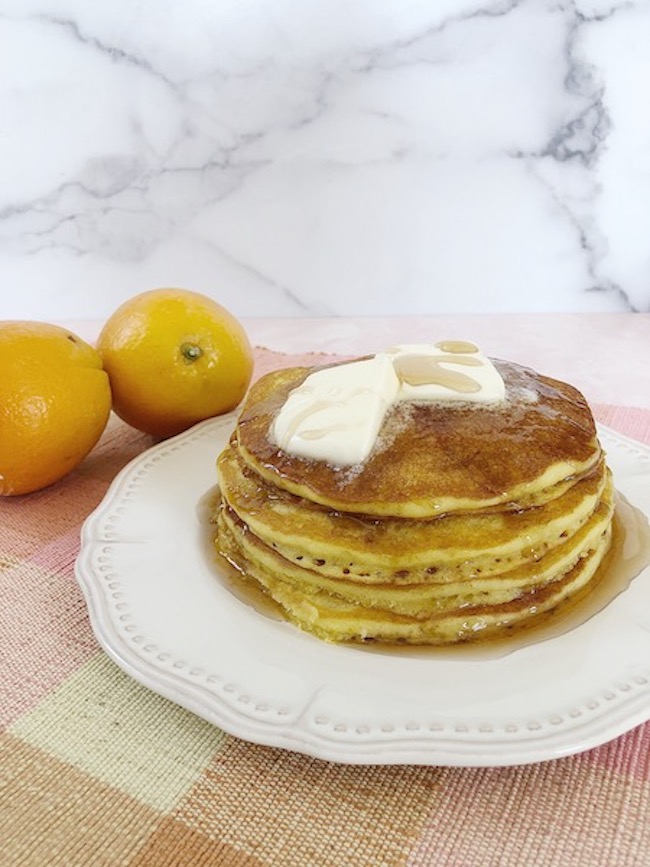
[2,349,650,867]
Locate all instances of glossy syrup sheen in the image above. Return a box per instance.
[203,487,650,660]
[218,445,608,582]
[358,492,650,659]
[236,359,602,514]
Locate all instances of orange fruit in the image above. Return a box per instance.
[97,288,254,439]
[0,322,112,496]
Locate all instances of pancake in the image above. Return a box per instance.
[218,474,614,619]
[217,510,613,645]
[218,446,608,585]
[213,351,614,645]
[235,359,602,518]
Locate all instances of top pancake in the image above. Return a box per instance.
[235,358,602,518]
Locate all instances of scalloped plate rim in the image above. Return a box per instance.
[74,417,650,766]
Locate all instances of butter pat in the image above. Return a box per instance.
[271,354,400,466]
[385,342,506,403]
[271,341,506,466]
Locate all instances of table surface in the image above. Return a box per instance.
[2,314,650,867]
[68,312,650,407]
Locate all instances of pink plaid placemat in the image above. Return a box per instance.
[1,349,649,867]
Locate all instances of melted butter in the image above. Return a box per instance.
[435,340,479,354]
[387,343,505,404]
[274,393,368,447]
[271,354,399,466]
[394,354,483,392]
[271,342,506,466]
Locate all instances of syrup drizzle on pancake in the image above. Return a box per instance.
[209,493,649,659]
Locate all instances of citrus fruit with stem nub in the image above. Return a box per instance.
[0,322,112,496]
[97,288,254,439]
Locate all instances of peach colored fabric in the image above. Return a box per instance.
[1,349,649,866]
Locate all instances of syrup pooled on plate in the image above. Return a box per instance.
[356,492,650,660]
[206,490,650,660]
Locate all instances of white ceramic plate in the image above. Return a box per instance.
[75,417,650,767]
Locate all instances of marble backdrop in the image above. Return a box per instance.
[1,0,649,320]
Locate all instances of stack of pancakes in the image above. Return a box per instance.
[214,358,614,645]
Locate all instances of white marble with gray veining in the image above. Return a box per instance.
[1,0,649,319]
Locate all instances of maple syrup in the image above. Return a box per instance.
[356,491,650,660]
[200,486,650,660]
